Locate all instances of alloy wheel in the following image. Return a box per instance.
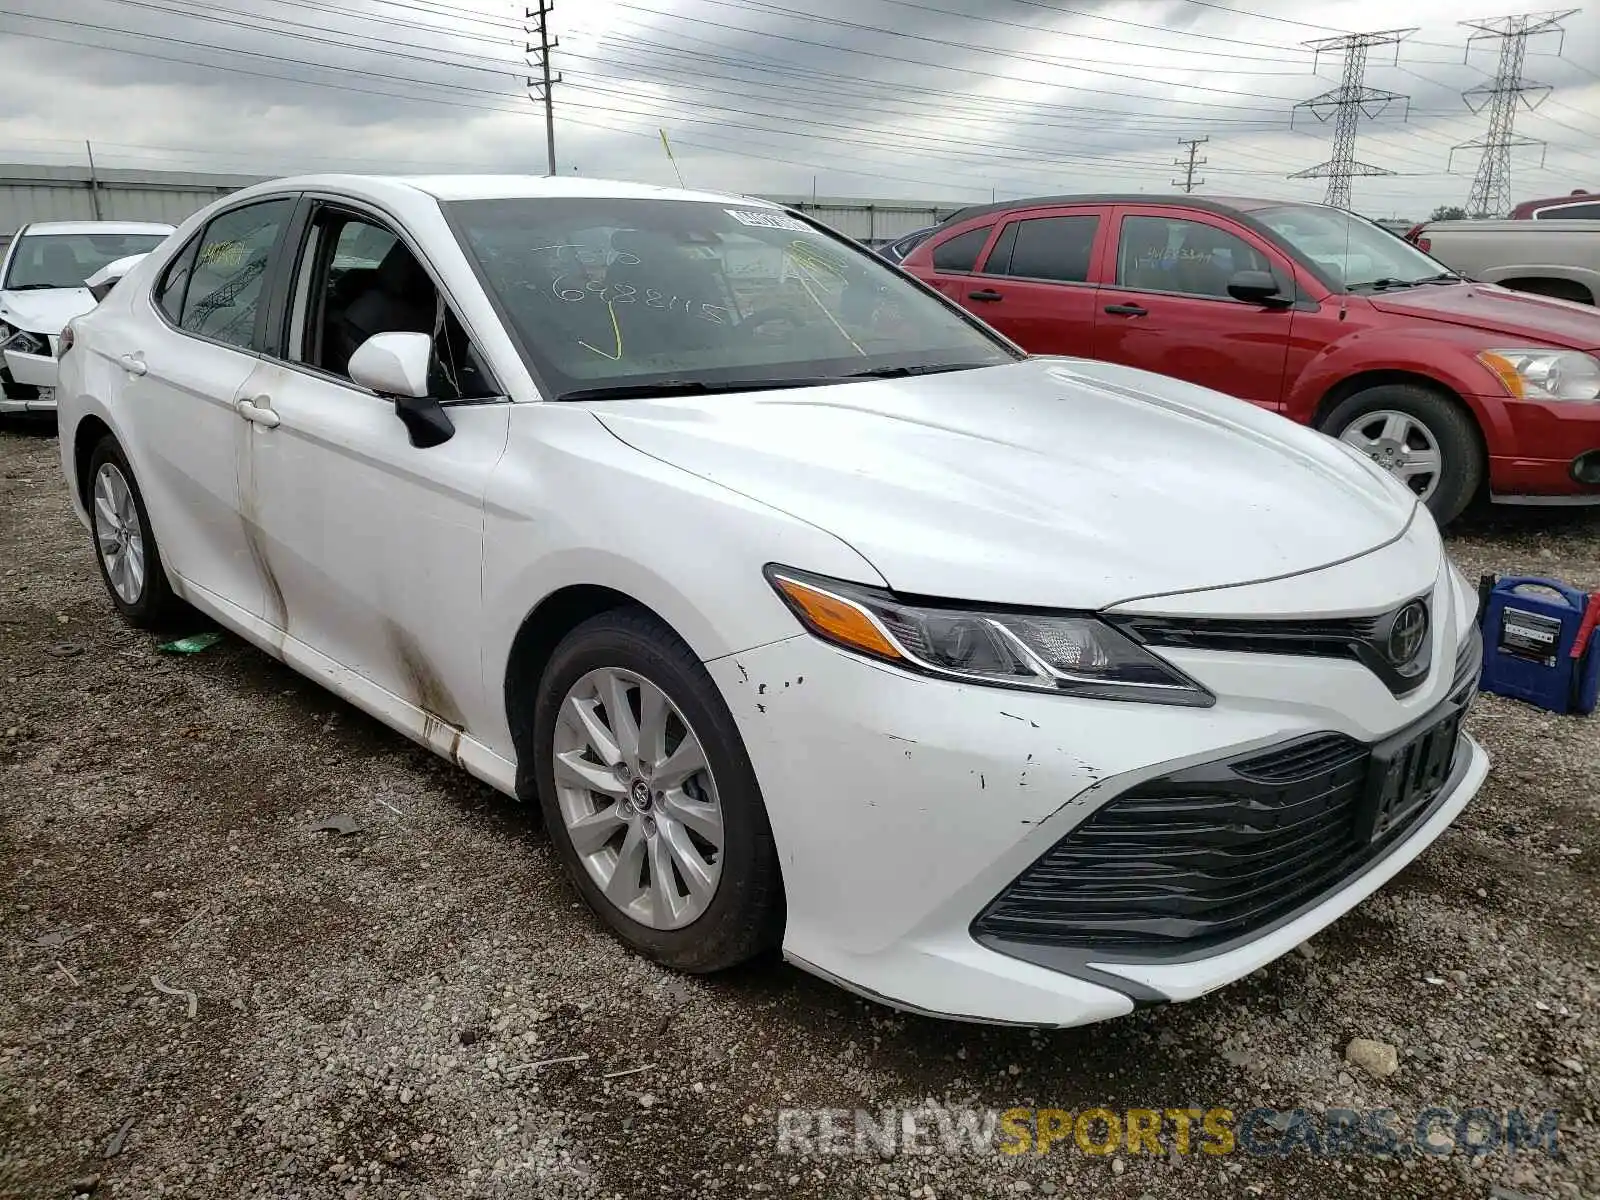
[551,667,725,930]
[93,462,146,604]
[1337,409,1443,502]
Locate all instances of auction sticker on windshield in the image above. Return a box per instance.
[725,209,810,231]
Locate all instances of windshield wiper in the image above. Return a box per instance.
[1409,272,1468,285]
[840,362,992,379]
[1348,278,1419,292]
[556,377,843,401]
[6,283,68,291]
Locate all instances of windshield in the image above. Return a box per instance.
[446,198,1017,398]
[1252,205,1455,291]
[3,232,168,290]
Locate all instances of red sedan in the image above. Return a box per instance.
[903,195,1600,524]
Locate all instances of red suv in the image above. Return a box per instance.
[1509,190,1600,220]
[902,195,1600,524]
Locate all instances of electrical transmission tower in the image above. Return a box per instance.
[1451,10,1577,218]
[1290,29,1415,210]
[1173,137,1208,193]
[526,2,561,176]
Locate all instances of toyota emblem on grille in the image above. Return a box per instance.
[1384,601,1429,667]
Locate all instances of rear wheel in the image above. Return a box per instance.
[87,437,186,629]
[532,607,783,972]
[1322,384,1483,525]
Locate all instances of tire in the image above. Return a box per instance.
[86,436,187,630]
[1320,384,1483,526]
[532,606,783,972]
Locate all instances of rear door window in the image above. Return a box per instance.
[930,225,993,273]
[179,199,294,349]
[988,215,1099,284]
[154,237,201,324]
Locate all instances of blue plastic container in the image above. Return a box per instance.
[1477,575,1600,715]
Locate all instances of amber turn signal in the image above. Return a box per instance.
[770,574,903,661]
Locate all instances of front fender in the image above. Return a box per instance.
[1283,324,1512,441]
[478,403,888,756]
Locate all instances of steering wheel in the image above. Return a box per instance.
[739,306,805,344]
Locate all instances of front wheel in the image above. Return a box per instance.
[1321,384,1483,525]
[531,607,783,972]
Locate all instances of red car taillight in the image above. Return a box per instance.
[1416,237,1431,253]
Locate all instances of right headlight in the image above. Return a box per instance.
[0,327,48,357]
[1478,348,1600,402]
[765,566,1214,707]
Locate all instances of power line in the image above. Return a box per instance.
[603,1,1302,111]
[588,30,1299,128]
[1173,137,1208,192]
[1451,10,1578,217]
[0,5,1275,186]
[1290,29,1416,210]
[837,0,1315,67]
[988,0,1314,56]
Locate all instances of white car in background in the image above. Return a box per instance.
[54,175,1488,1026]
[0,220,173,413]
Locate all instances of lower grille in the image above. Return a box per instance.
[973,630,1481,957]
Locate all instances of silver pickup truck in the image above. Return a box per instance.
[1409,219,1600,305]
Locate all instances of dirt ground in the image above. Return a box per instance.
[1,418,1596,1200]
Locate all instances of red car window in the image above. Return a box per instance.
[929,224,993,273]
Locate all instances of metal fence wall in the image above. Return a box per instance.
[763,195,966,243]
[0,166,264,233]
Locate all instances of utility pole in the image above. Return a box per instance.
[1451,10,1576,218]
[525,2,560,176]
[1172,137,1208,193]
[84,140,103,220]
[1290,29,1415,210]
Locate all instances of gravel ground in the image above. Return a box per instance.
[1,419,1596,1200]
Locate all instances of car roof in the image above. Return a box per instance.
[19,221,176,236]
[936,194,1300,227]
[228,173,782,210]
[1510,192,1594,216]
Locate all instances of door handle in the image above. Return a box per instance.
[118,352,147,376]
[1103,303,1148,317]
[968,288,1004,302]
[236,398,280,428]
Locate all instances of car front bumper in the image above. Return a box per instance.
[709,545,1487,1026]
[1477,392,1600,503]
[1,346,57,412]
[4,347,58,390]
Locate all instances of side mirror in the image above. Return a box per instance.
[348,331,455,448]
[1226,269,1291,306]
[84,253,148,303]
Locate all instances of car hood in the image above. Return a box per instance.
[1368,282,1600,349]
[0,287,94,335]
[593,357,1418,610]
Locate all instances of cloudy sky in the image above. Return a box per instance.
[0,0,1595,218]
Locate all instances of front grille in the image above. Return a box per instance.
[973,632,1480,957]
[1109,597,1434,697]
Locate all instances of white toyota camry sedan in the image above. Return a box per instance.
[55,175,1488,1026]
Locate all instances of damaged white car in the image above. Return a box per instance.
[1,221,172,414]
[54,176,1487,1026]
